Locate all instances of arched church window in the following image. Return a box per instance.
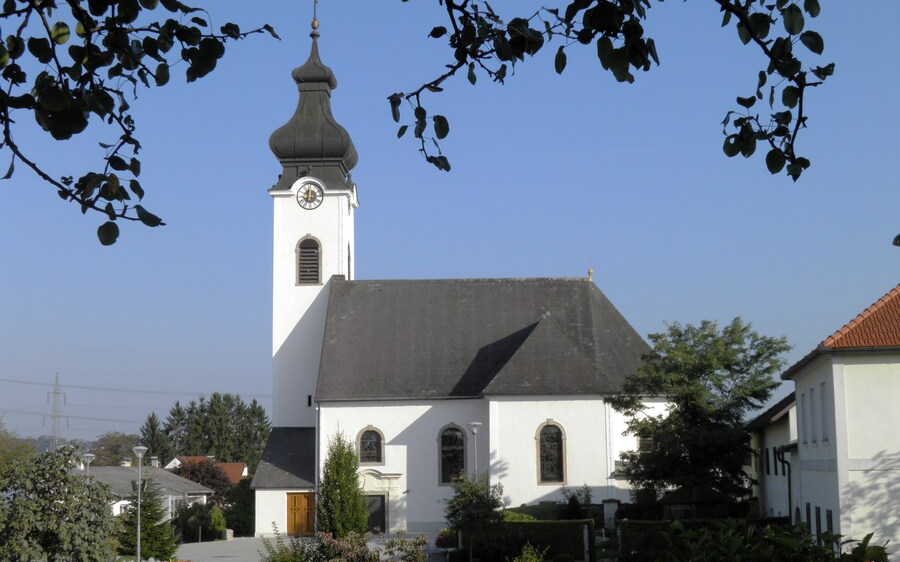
[297,238,320,284]
[359,428,383,464]
[538,423,565,483]
[439,426,465,484]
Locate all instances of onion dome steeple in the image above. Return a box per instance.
[269,21,357,190]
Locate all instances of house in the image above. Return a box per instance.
[74,465,213,521]
[746,392,798,519]
[251,24,659,536]
[778,283,900,550]
[165,456,249,486]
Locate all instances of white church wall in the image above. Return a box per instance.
[319,399,487,534]
[271,179,355,427]
[255,489,289,537]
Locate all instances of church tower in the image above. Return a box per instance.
[268,22,358,428]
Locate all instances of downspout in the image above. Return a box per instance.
[775,445,793,520]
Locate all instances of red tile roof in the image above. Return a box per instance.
[217,462,248,485]
[821,284,900,349]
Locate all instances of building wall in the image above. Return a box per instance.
[319,400,487,534]
[754,412,795,518]
[271,178,355,427]
[840,352,900,551]
[255,488,314,537]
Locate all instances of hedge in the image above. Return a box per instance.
[471,520,596,562]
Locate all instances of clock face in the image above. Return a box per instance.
[297,183,324,210]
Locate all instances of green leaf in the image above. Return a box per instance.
[596,36,613,70]
[191,16,208,27]
[0,44,8,69]
[97,221,119,245]
[799,30,824,54]
[786,162,803,181]
[803,0,820,17]
[736,22,751,45]
[414,105,426,121]
[467,62,476,85]
[723,135,740,158]
[554,45,566,74]
[155,62,169,86]
[748,13,770,39]
[135,205,165,227]
[765,149,786,174]
[139,0,160,8]
[433,115,450,140]
[736,96,756,109]
[397,125,408,138]
[129,179,144,200]
[27,37,53,64]
[429,26,447,39]
[781,86,799,108]
[51,22,70,45]
[1,155,13,179]
[388,94,401,123]
[108,156,129,171]
[782,4,804,35]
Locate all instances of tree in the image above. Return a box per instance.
[0,0,277,244]
[224,478,255,537]
[139,411,172,462]
[91,430,140,466]
[117,480,178,561]
[0,418,34,474]
[443,473,503,559]
[172,502,226,543]
[608,317,791,498]
[316,431,367,538]
[394,0,831,182]
[173,458,232,505]
[0,446,120,562]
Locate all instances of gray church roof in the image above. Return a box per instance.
[316,278,649,401]
[251,427,316,490]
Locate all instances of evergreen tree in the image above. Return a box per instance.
[317,432,367,538]
[164,401,188,457]
[140,412,172,462]
[118,480,178,561]
[608,317,791,497]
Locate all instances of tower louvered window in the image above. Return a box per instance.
[297,238,320,284]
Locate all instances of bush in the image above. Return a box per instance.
[472,520,595,562]
[503,510,536,522]
[510,543,548,562]
[224,478,254,537]
[258,524,323,562]
[435,528,458,548]
[173,503,227,543]
[563,496,582,520]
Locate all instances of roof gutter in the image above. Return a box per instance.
[781,346,900,380]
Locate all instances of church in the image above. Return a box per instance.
[250,23,658,537]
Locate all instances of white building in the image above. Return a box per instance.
[251,26,654,537]
[776,283,900,550]
[747,392,798,519]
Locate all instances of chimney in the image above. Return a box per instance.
[207,455,216,463]
[150,456,159,468]
[120,457,132,467]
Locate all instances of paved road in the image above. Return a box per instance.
[175,537,266,562]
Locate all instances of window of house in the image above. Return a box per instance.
[815,506,822,544]
[810,387,817,442]
[439,427,465,484]
[826,509,833,536]
[538,424,565,483]
[806,503,811,527]
[765,447,770,475]
[297,238,321,284]
[359,428,383,464]
[820,382,829,442]
[773,447,778,476]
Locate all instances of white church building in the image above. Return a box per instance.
[250,26,656,537]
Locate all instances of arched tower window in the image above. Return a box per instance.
[537,422,566,483]
[358,427,383,464]
[296,237,321,284]
[439,426,466,484]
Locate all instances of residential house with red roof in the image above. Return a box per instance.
[779,284,900,550]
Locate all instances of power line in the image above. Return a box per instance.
[2,408,141,425]
[0,377,271,399]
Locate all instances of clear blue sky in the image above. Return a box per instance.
[1,1,897,441]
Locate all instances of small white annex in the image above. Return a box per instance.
[252,27,656,537]
[749,284,900,552]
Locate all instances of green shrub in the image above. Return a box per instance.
[435,527,458,548]
[173,502,227,543]
[503,510,536,522]
[258,524,323,562]
[553,554,574,562]
[509,543,548,562]
[473,520,595,562]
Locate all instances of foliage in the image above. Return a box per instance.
[0,446,120,562]
[319,531,378,562]
[506,502,563,521]
[173,501,226,543]
[383,532,428,562]
[394,0,832,182]
[608,317,790,497]
[0,418,34,473]
[471,520,596,562]
[153,393,271,472]
[224,477,255,537]
[258,524,324,562]
[117,480,178,561]
[173,458,232,505]
[509,543,548,562]
[444,472,504,537]
[563,495,582,520]
[316,431,367,539]
[503,510,536,522]
[650,519,888,562]
[91,430,140,465]
[0,0,276,244]
[139,411,171,462]
[435,527,459,548]
[559,483,592,505]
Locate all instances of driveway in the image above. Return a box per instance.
[175,537,266,562]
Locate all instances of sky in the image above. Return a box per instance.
[0,1,898,442]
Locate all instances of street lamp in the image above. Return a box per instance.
[466,422,482,475]
[132,446,148,562]
[81,452,95,477]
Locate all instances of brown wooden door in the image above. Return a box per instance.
[287,493,315,536]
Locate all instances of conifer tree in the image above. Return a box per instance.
[118,480,178,561]
[317,432,367,538]
[140,412,172,462]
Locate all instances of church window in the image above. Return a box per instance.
[297,238,321,284]
[439,426,465,484]
[358,427,383,464]
[537,422,565,483]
